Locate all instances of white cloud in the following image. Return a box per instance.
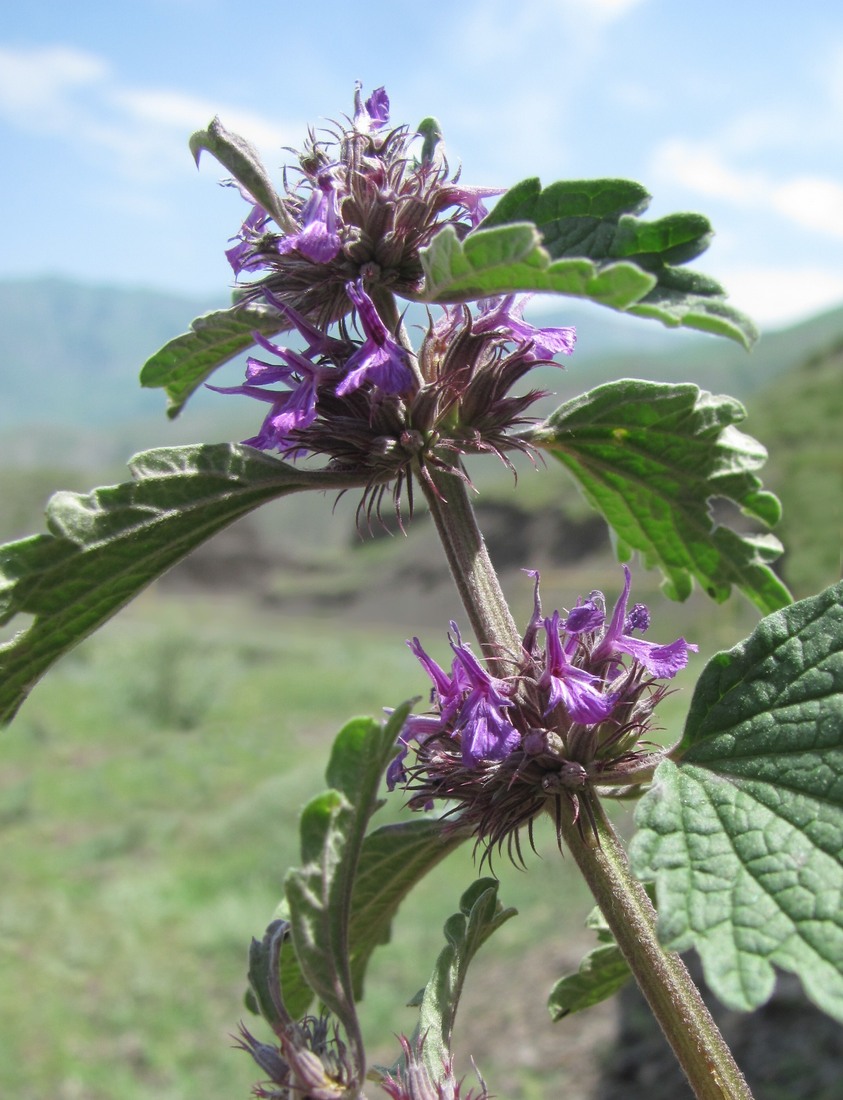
[772,176,843,239]
[567,0,648,18]
[0,43,294,182]
[455,0,647,67]
[718,265,843,328]
[0,44,108,125]
[651,140,764,204]
[652,139,843,242]
[113,88,288,151]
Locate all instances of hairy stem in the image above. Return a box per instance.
[419,467,521,665]
[557,797,753,1100]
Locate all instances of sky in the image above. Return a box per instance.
[3,0,843,330]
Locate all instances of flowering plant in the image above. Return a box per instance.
[1,85,841,1099]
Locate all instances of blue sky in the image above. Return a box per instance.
[3,0,843,328]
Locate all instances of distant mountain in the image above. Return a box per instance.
[2,274,843,459]
[0,277,226,427]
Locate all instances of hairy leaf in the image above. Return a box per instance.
[418,222,656,310]
[0,445,369,725]
[348,818,467,1000]
[414,879,517,1087]
[247,920,292,1032]
[475,176,757,347]
[631,582,843,1020]
[284,709,410,1068]
[548,944,632,1019]
[524,380,791,613]
[190,117,293,232]
[139,302,288,417]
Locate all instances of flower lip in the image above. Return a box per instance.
[335,280,415,396]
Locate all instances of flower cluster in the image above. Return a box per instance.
[210,86,576,521]
[226,84,499,323]
[390,567,696,855]
[379,1035,489,1100]
[236,920,357,1100]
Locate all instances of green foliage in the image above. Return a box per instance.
[284,709,412,1066]
[247,919,291,1031]
[525,379,791,613]
[547,944,631,1020]
[407,879,517,1088]
[139,302,288,417]
[423,176,758,346]
[0,444,370,725]
[418,222,657,310]
[631,581,843,1020]
[277,708,470,1032]
[190,117,293,232]
[348,817,467,1000]
[547,905,633,1019]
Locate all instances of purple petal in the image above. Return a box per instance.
[564,601,604,635]
[354,83,390,131]
[616,636,697,679]
[226,202,268,275]
[277,172,342,263]
[458,695,519,764]
[474,295,576,361]
[336,280,414,394]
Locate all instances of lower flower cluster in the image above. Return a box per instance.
[389,566,696,856]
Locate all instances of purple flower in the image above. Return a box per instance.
[473,295,576,361]
[261,290,350,360]
[278,168,342,264]
[437,183,506,227]
[208,332,331,454]
[336,281,415,395]
[448,625,519,763]
[226,201,269,275]
[399,624,519,769]
[593,565,697,678]
[564,600,604,635]
[539,611,617,725]
[353,83,390,132]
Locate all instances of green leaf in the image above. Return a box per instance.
[189,116,294,232]
[524,379,791,613]
[139,303,288,418]
[418,223,656,310]
[348,817,467,1000]
[271,709,468,1018]
[284,708,411,1066]
[414,879,517,1087]
[548,944,632,1019]
[630,582,843,1021]
[247,919,292,1032]
[0,445,370,725]
[471,176,757,347]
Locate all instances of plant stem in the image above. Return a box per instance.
[420,469,753,1099]
[557,797,753,1099]
[419,467,521,664]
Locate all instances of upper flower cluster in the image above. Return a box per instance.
[390,567,696,852]
[210,86,576,520]
[225,84,499,324]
